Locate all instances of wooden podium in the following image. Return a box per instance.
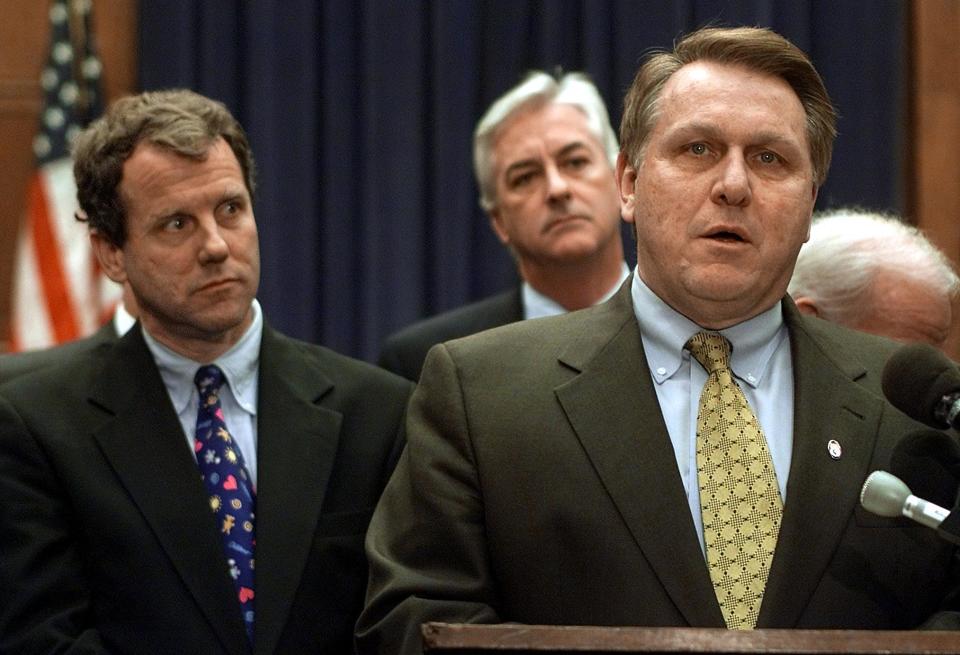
[421,623,960,654]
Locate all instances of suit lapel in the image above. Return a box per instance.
[757,301,886,627]
[552,289,888,627]
[553,285,724,627]
[251,328,342,655]
[89,327,250,655]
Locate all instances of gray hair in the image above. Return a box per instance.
[788,208,960,324]
[473,71,619,212]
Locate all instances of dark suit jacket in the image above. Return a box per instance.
[377,288,522,381]
[0,323,411,655]
[357,282,960,653]
[0,320,118,383]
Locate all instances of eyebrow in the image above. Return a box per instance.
[502,141,592,178]
[553,141,592,159]
[150,188,249,221]
[660,122,720,144]
[218,188,249,205]
[665,122,803,149]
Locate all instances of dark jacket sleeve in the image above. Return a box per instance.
[0,394,109,653]
[357,344,500,654]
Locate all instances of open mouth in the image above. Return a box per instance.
[708,230,745,242]
[704,226,748,243]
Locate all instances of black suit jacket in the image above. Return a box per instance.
[377,288,522,381]
[0,320,118,383]
[0,323,411,654]
[358,283,960,653]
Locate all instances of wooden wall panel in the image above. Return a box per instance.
[910,0,960,359]
[0,0,136,351]
[0,2,48,351]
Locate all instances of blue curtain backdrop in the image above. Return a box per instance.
[138,0,905,361]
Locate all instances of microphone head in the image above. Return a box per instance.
[860,470,911,518]
[890,429,960,508]
[881,343,960,429]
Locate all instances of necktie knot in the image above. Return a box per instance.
[687,331,731,375]
[195,364,225,398]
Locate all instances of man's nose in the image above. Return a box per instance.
[545,162,572,202]
[198,219,229,263]
[710,152,751,207]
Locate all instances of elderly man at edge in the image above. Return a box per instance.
[789,208,959,350]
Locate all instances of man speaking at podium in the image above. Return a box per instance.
[357,26,960,652]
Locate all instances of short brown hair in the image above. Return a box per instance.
[73,89,256,246]
[619,26,837,186]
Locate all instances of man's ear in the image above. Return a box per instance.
[488,209,510,246]
[793,296,820,317]
[616,152,638,224]
[90,231,127,284]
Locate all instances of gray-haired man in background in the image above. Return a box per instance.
[378,71,628,380]
[789,208,959,349]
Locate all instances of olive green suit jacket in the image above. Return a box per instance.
[357,281,960,654]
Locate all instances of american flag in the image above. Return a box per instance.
[8,0,120,351]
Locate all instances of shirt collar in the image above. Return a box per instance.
[142,300,263,415]
[631,271,786,388]
[523,261,630,320]
[113,301,137,336]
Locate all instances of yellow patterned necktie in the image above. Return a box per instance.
[687,331,782,630]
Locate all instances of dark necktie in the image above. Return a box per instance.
[194,364,256,642]
[687,332,782,630]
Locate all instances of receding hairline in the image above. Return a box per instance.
[117,136,250,216]
[641,60,813,159]
[620,26,837,187]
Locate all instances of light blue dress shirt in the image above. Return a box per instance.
[523,261,631,320]
[142,300,263,487]
[630,272,794,553]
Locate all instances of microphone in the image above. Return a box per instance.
[860,470,960,546]
[881,343,960,430]
[890,429,960,497]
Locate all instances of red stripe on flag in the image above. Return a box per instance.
[27,173,80,342]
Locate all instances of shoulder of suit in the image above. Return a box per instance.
[264,330,412,394]
[381,289,522,350]
[0,338,113,407]
[0,332,115,384]
[438,293,634,366]
[789,308,901,376]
